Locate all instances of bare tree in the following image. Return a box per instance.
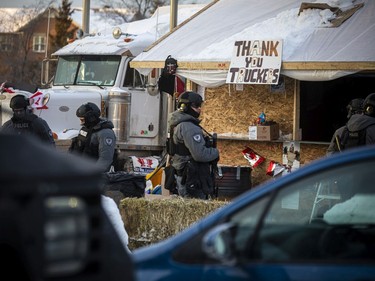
[99,0,168,22]
[51,0,77,52]
[0,10,15,32]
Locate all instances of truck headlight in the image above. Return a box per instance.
[44,196,89,276]
[42,93,50,106]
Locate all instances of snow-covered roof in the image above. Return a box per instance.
[53,4,206,56]
[131,0,375,86]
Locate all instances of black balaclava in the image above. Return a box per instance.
[178,91,203,119]
[76,102,101,129]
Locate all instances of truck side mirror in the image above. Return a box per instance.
[146,84,158,96]
[146,68,159,96]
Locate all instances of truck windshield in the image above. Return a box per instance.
[54,55,121,86]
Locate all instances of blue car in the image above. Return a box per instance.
[133,145,375,281]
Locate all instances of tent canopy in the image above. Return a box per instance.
[131,0,375,87]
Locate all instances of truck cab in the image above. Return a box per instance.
[37,30,167,161]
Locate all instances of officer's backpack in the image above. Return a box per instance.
[339,124,375,150]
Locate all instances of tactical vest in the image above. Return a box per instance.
[167,124,190,156]
[76,126,97,158]
[71,121,113,160]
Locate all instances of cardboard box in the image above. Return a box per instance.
[249,123,279,141]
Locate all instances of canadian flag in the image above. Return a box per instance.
[242,146,265,169]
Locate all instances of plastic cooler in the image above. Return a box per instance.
[215,165,252,199]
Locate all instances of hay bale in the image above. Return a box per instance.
[119,197,228,250]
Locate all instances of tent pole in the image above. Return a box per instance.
[170,0,178,31]
[293,79,301,140]
[82,0,90,35]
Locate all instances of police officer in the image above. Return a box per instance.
[1,94,55,146]
[168,91,219,199]
[346,93,375,145]
[327,94,375,155]
[69,102,116,172]
[326,98,364,155]
[327,95,375,200]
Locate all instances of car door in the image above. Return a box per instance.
[201,158,375,281]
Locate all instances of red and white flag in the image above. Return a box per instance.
[29,91,48,109]
[266,160,285,177]
[242,146,265,169]
[0,82,15,93]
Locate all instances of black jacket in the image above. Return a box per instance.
[1,112,55,146]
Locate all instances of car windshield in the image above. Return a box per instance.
[54,55,121,86]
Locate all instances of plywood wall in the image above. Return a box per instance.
[199,76,328,187]
[200,76,295,136]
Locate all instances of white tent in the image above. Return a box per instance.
[131,0,375,87]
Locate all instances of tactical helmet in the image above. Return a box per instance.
[10,94,29,110]
[346,98,364,119]
[177,91,203,118]
[178,91,203,107]
[76,102,101,127]
[363,93,375,117]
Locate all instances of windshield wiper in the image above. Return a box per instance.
[76,81,104,89]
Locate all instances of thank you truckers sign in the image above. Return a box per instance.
[226,40,282,85]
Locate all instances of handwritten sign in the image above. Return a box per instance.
[226,40,282,85]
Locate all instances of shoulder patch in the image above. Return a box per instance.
[193,134,202,143]
[79,129,88,137]
[105,137,114,146]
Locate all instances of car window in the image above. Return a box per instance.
[123,65,145,89]
[172,196,271,264]
[249,159,375,262]
[229,196,271,256]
